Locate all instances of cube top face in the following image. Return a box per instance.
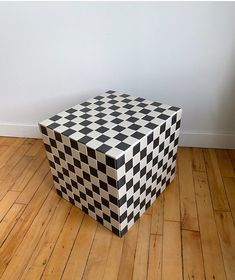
[39,90,181,160]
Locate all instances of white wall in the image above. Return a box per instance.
[0,2,235,148]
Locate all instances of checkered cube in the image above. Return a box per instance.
[39,90,182,237]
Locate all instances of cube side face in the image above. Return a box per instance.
[116,110,182,236]
[39,124,122,236]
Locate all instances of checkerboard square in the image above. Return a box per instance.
[39,90,182,237]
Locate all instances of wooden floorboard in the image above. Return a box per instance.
[0,138,234,279]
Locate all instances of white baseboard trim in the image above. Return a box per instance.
[0,123,41,138]
[0,123,234,149]
[179,131,235,149]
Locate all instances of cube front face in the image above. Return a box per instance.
[40,91,182,236]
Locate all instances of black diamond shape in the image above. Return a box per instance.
[80,113,92,119]
[70,139,78,150]
[65,114,77,120]
[95,112,106,118]
[44,144,51,153]
[48,123,60,130]
[94,95,104,100]
[158,114,169,120]
[73,158,81,169]
[114,133,128,141]
[176,120,181,129]
[142,115,154,121]
[140,109,150,114]
[50,115,61,121]
[94,100,105,106]
[80,153,88,164]
[79,136,92,144]
[96,126,109,133]
[107,94,116,99]
[171,114,177,125]
[64,122,76,127]
[160,123,166,134]
[81,101,91,106]
[108,176,116,187]
[95,106,105,112]
[111,118,122,124]
[147,132,154,144]
[64,145,72,155]
[66,108,77,114]
[98,162,106,173]
[129,124,141,131]
[159,143,164,152]
[83,171,91,182]
[125,110,135,116]
[169,106,180,111]
[113,125,124,132]
[133,163,140,175]
[123,104,134,109]
[140,148,147,159]
[137,103,148,108]
[68,163,75,173]
[58,151,65,160]
[106,90,116,94]
[92,184,100,195]
[126,179,133,190]
[87,147,96,159]
[116,155,125,168]
[79,127,92,135]
[120,93,130,98]
[170,133,175,143]
[165,128,171,138]
[151,101,162,107]
[125,159,133,172]
[40,125,47,135]
[133,143,140,155]
[110,111,121,117]
[108,99,118,104]
[54,156,60,165]
[135,97,145,102]
[154,107,165,113]
[127,117,138,123]
[80,120,92,126]
[80,107,91,113]
[96,135,110,142]
[147,152,153,163]
[145,123,158,129]
[97,144,112,153]
[140,167,146,178]
[95,119,107,125]
[131,131,145,139]
[110,105,119,110]
[116,142,130,151]
[54,131,62,142]
[106,156,115,168]
[62,129,76,136]
[122,98,132,103]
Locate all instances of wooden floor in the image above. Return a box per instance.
[0,137,234,280]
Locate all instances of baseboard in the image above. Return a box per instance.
[179,131,235,149]
[0,123,41,138]
[0,123,234,149]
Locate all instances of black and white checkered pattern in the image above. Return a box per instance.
[39,90,182,236]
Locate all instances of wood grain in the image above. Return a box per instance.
[178,148,199,231]
[204,149,230,211]
[0,137,234,280]
[162,221,182,280]
[194,171,226,280]
[182,230,205,279]
[214,211,235,280]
